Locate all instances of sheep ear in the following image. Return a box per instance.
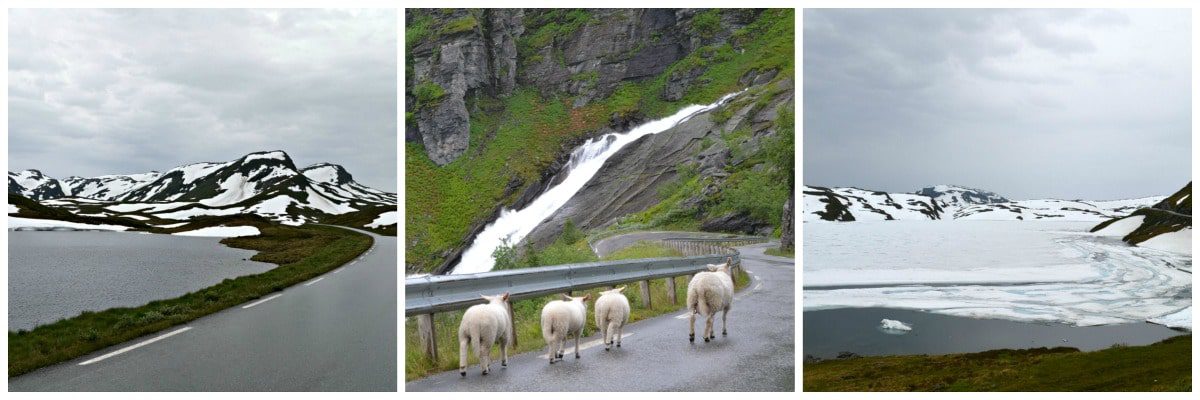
[479,294,489,301]
[581,294,591,302]
[560,293,572,301]
[616,286,626,293]
[501,292,510,301]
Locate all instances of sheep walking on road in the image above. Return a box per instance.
[594,286,630,350]
[458,293,514,376]
[686,257,735,343]
[541,294,589,363]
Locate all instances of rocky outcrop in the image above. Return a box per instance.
[521,80,794,247]
[407,9,759,165]
[780,193,794,250]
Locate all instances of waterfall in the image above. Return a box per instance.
[450,92,741,274]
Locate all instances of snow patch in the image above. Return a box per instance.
[366,211,397,228]
[154,206,244,220]
[172,225,260,238]
[1093,215,1145,237]
[1139,228,1191,255]
[8,217,130,231]
[1148,306,1191,331]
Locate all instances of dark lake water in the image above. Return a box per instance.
[8,231,274,331]
[803,307,1187,360]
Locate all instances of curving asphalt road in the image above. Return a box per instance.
[406,239,795,391]
[9,226,397,391]
[590,231,735,257]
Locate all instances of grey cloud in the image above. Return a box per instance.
[804,9,1190,200]
[8,9,397,191]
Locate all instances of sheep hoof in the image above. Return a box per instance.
[482,370,488,376]
[460,371,466,377]
[605,347,610,351]
[575,353,580,359]
[617,343,621,347]
[501,361,507,366]
[722,331,727,336]
[704,337,710,342]
[689,334,695,342]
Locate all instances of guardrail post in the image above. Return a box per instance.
[665,276,677,304]
[417,313,438,363]
[639,280,652,308]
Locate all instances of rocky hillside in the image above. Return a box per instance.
[804,184,1165,222]
[1091,182,1191,252]
[406,9,794,272]
[10,150,397,230]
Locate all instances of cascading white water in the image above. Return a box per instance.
[451,92,742,274]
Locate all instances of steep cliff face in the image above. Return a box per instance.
[406,9,794,272]
[406,9,760,166]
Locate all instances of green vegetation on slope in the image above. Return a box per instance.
[8,224,372,376]
[405,9,795,272]
[8,194,151,230]
[804,336,1191,392]
[1091,182,1191,244]
[404,239,750,381]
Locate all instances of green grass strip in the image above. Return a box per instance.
[804,335,1191,392]
[8,224,373,377]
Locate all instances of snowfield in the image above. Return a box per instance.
[804,221,1192,329]
[171,226,261,238]
[366,211,397,228]
[1140,228,1192,255]
[7,217,130,231]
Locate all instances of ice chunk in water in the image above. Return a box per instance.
[880,318,912,332]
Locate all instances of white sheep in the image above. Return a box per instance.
[458,292,514,376]
[686,257,735,343]
[594,286,630,350]
[541,293,589,363]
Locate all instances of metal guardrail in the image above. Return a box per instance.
[405,235,769,362]
[405,254,733,316]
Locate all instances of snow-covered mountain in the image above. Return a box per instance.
[8,150,396,226]
[914,185,1009,208]
[805,184,1165,222]
[60,172,162,201]
[804,186,943,221]
[8,170,65,201]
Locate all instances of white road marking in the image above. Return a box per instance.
[675,312,692,320]
[304,277,325,286]
[538,333,634,359]
[78,327,192,366]
[333,267,344,274]
[350,260,358,265]
[241,294,282,309]
[754,282,763,291]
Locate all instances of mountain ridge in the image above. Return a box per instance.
[9,150,396,227]
[805,184,1166,222]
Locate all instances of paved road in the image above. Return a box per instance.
[9,227,397,391]
[590,231,739,257]
[406,241,795,391]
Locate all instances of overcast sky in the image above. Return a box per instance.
[9,9,397,191]
[804,9,1190,200]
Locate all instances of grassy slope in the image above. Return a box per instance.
[804,335,1192,392]
[405,9,795,272]
[8,224,372,376]
[404,240,751,381]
